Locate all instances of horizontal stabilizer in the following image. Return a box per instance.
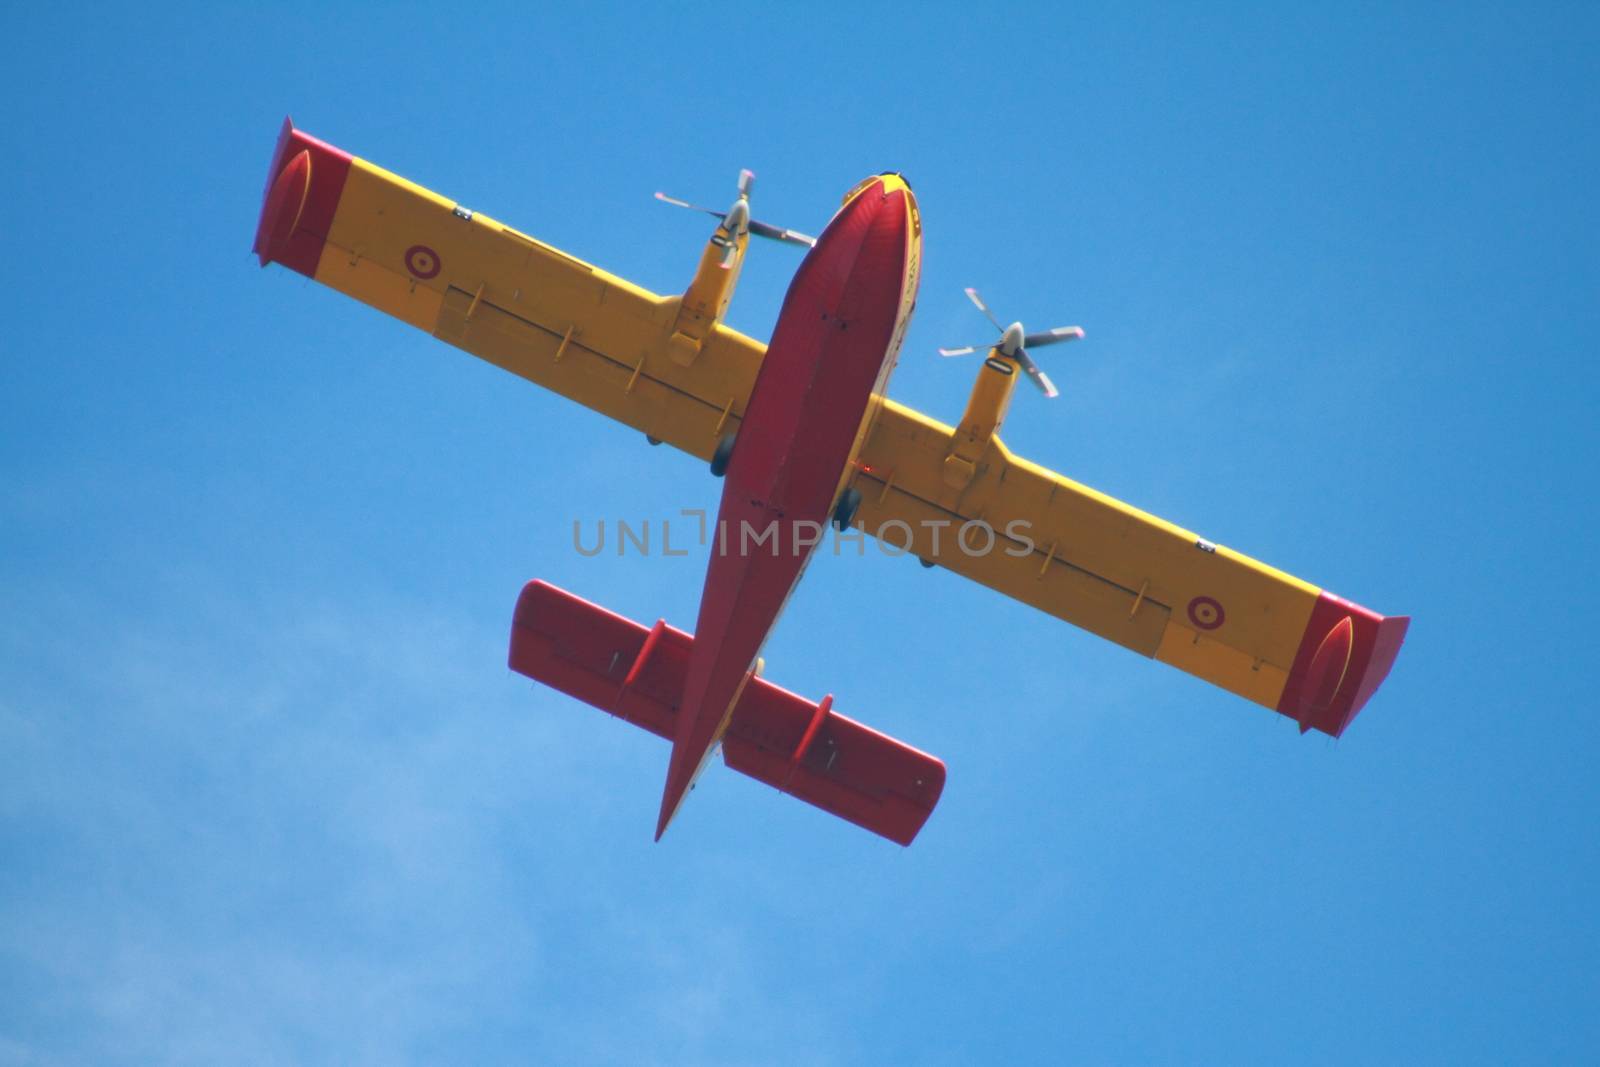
[508,581,945,845]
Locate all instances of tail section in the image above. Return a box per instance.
[508,581,945,845]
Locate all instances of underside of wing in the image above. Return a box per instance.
[851,399,1407,737]
[254,118,762,461]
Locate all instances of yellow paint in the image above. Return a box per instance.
[942,453,976,491]
[666,330,700,366]
[280,139,1337,718]
[855,397,1326,710]
[1156,620,1289,708]
[308,152,764,462]
[313,241,443,332]
[670,225,750,357]
[944,351,1019,495]
[553,324,575,362]
[713,396,735,437]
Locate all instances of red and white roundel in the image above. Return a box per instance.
[1187,596,1225,630]
[404,244,441,279]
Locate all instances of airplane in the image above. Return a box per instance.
[253,118,1409,846]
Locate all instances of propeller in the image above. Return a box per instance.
[937,287,1084,398]
[654,170,816,267]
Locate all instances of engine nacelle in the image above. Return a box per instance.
[943,347,1021,490]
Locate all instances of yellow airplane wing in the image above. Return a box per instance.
[850,395,1408,738]
[255,119,1405,737]
[254,119,760,461]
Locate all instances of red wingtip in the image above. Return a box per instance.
[1347,614,1410,727]
[1302,615,1356,717]
[1277,594,1409,738]
[252,116,352,276]
[254,149,311,267]
[252,117,297,264]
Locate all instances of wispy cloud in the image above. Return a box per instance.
[0,568,856,1066]
[0,576,563,1064]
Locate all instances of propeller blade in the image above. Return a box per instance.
[654,191,726,219]
[748,219,817,247]
[1015,349,1060,398]
[964,287,1005,334]
[738,168,755,197]
[938,345,984,357]
[1022,326,1086,348]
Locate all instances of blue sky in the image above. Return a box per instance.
[3,3,1597,1063]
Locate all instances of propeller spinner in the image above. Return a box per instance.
[655,170,816,268]
[938,287,1084,398]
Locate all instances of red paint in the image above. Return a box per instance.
[656,177,916,839]
[508,580,944,845]
[253,117,352,277]
[254,149,310,267]
[1276,592,1410,737]
[404,244,441,280]
[792,693,834,763]
[1301,615,1354,718]
[622,618,669,692]
[1187,595,1225,630]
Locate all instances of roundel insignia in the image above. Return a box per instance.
[404,245,442,280]
[1186,596,1225,630]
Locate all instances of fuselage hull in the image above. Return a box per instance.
[655,175,920,837]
